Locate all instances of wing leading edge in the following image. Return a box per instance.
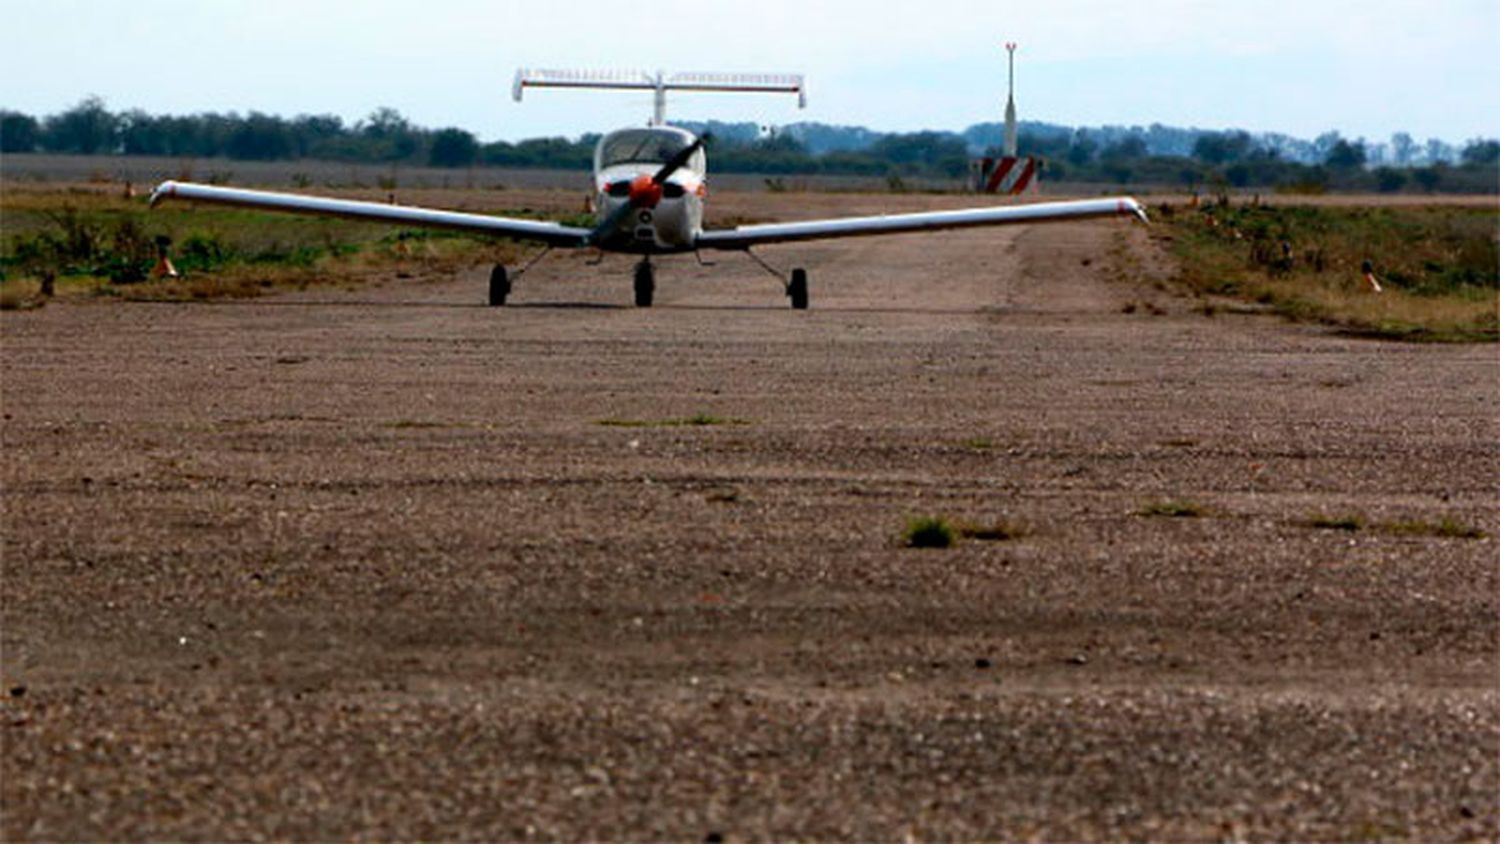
[149,181,591,247]
[696,197,1148,250]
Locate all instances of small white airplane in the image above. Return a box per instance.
[150,69,1146,309]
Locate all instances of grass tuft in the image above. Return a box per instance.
[0,282,47,311]
[1305,513,1366,531]
[1382,517,1487,539]
[903,516,958,549]
[597,414,748,428]
[1137,498,1207,518]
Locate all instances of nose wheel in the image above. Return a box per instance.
[633,259,655,307]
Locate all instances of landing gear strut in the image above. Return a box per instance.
[485,246,552,307]
[747,249,809,310]
[488,264,509,307]
[633,259,655,307]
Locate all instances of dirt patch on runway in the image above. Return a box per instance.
[2,192,1496,839]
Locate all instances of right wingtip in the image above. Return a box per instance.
[148,180,177,209]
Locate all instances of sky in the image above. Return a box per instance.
[2,0,1496,145]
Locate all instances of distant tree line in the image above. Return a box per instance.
[2,97,1496,193]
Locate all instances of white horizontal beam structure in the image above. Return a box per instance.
[696,197,1149,250]
[512,68,659,98]
[513,69,805,125]
[661,72,806,107]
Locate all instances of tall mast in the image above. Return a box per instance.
[1003,42,1019,157]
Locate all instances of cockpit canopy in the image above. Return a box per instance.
[595,127,705,175]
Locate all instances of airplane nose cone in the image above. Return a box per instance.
[629,174,663,209]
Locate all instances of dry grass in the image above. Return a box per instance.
[596,414,750,428]
[1160,203,1498,342]
[1,186,522,302]
[1305,513,1367,531]
[957,518,1030,541]
[1382,517,1488,539]
[0,280,48,310]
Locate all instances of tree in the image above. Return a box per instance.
[1390,132,1417,166]
[1192,130,1253,165]
[1425,138,1455,164]
[1324,139,1366,169]
[1460,138,1499,166]
[1373,167,1407,193]
[0,110,39,153]
[1312,131,1343,162]
[1411,167,1442,192]
[226,112,292,160]
[361,107,420,161]
[1016,130,1070,159]
[754,129,807,154]
[1065,130,1097,166]
[119,110,169,155]
[290,114,345,158]
[1101,136,1147,161]
[869,131,968,168]
[41,96,117,154]
[429,127,479,167]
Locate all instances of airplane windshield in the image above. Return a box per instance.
[597,129,702,172]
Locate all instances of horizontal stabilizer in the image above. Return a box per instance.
[515,69,805,105]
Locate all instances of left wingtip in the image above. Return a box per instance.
[1120,197,1149,224]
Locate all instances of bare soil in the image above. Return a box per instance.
[2,189,1497,840]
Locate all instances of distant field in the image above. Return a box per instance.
[0,153,963,194]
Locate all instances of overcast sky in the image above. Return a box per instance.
[2,0,1496,144]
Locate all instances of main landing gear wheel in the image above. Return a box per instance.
[633,260,655,308]
[787,267,809,310]
[488,264,510,307]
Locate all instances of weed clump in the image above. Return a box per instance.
[1305,513,1366,531]
[596,414,747,428]
[903,516,958,549]
[1382,517,1487,539]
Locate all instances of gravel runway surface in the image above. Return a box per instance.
[2,191,1497,840]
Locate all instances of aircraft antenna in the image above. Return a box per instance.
[513,69,806,125]
[1003,43,1019,158]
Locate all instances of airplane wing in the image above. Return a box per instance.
[149,181,591,247]
[695,197,1148,250]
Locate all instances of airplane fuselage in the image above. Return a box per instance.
[591,126,706,253]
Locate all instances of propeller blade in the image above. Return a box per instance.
[650,133,711,185]
[586,199,639,246]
